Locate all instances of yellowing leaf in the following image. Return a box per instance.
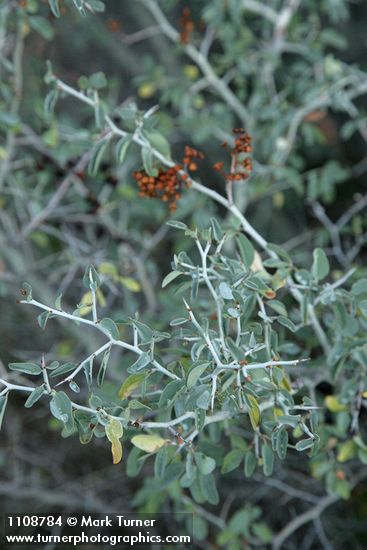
[273,191,285,209]
[274,407,284,418]
[119,277,141,292]
[337,440,357,463]
[96,288,106,307]
[293,426,303,438]
[105,418,124,465]
[118,373,146,399]
[110,439,122,464]
[280,375,292,392]
[79,289,106,316]
[79,291,93,316]
[99,262,118,279]
[183,64,199,80]
[247,395,260,430]
[325,395,348,413]
[131,434,168,453]
[138,83,156,98]
[251,251,265,273]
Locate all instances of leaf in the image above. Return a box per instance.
[225,338,243,361]
[228,307,240,318]
[50,391,74,432]
[141,147,157,177]
[154,446,169,480]
[295,438,314,451]
[95,103,104,129]
[127,447,145,477]
[127,399,151,410]
[68,381,79,394]
[84,357,93,386]
[236,234,255,269]
[195,409,206,431]
[337,440,357,463]
[186,362,210,389]
[105,418,123,464]
[89,72,107,90]
[278,316,297,332]
[210,217,223,241]
[252,522,273,543]
[198,473,219,505]
[276,426,288,460]
[277,414,301,427]
[55,294,62,310]
[88,138,109,176]
[72,0,86,16]
[325,395,347,413]
[37,311,50,330]
[131,320,154,344]
[245,394,260,430]
[24,385,46,408]
[162,271,183,288]
[97,346,111,386]
[21,282,32,302]
[170,317,188,326]
[184,452,196,483]
[49,362,77,378]
[221,449,244,473]
[195,452,216,475]
[219,282,233,300]
[0,394,9,430]
[86,0,105,13]
[8,362,42,376]
[128,352,151,373]
[99,318,120,340]
[352,279,367,295]
[118,373,146,399]
[78,291,93,317]
[44,89,59,117]
[196,390,210,410]
[29,16,54,40]
[144,131,171,159]
[83,264,101,290]
[359,300,367,318]
[131,434,167,453]
[119,277,141,292]
[166,220,187,230]
[267,300,288,317]
[115,135,132,164]
[311,248,330,282]
[159,379,184,407]
[48,0,60,17]
[244,451,256,477]
[262,444,274,476]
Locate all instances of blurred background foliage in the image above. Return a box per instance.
[1,0,367,548]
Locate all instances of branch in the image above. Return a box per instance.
[139,0,251,128]
[272,493,339,550]
[20,298,179,381]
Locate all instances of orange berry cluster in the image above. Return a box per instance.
[133,147,204,212]
[179,8,194,44]
[183,145,204,172]
[214,129,253,182]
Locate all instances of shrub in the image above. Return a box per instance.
[1,1,367,547]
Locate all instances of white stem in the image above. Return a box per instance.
[21,299,179,381]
